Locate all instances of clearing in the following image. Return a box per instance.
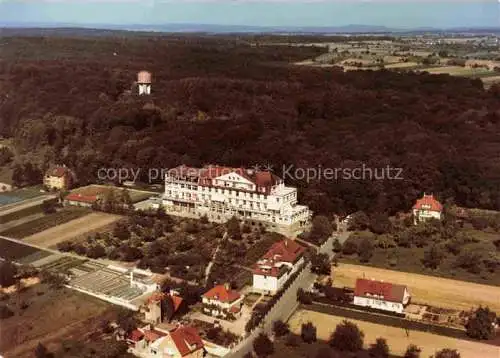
[332,263,500,311]
[288,309,499,358]
[0,286,113,358]
[23,212,122,248]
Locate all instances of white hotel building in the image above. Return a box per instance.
[162,165,311,233]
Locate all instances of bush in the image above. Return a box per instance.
[368,337,389,358]
[404,344,421,358]
[301,321,317,343]
[422,245,445,269]
[0,261,18,287]
[253,333,273,357]
[466,306,497,340]
[434,348,461,358]
[272,320,289,337]
[357,237,374,262]
[56,241,73,252]
[342,240,358,255]
[329,320,364,352]
[332,239,342,253]
[0,304,14,319]
[297,288,313,304]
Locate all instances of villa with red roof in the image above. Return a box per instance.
[44,165,74,191]
[202,284,244,319]
[128,324,204,358]
[252,239,306,295]
[353,278,411,314]
[162,165,311,234]
[412,193,443,225]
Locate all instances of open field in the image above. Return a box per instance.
[0,286,113,358]
[332,263,500,312]
[288,309,499,358]
[0,185,46,206]
[23,212,122,248]
[0,208,91,238]
[385,62,419,69]
[0,236,53,263]
[419,65,491,77]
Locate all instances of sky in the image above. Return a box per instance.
[0,0,499,29]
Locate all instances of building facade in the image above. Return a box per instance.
[412,193,443,225]
[202,284,243,319]
[353,278,410,314]
[162,165,311,234]
[44,165,74,191]
[252,239,306,295]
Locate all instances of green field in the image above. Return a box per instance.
[0,208,91,238]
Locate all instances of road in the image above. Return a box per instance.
[226,229,351,357]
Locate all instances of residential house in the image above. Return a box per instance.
[44,165,74,191]
[202,284,243,319]
[129,325,204,358]
[252,239,306,295]
[412,193,443,225]
[162,165,311,234]
[353,278,411,314]
[142,290,185,324]
[63,193,100,208]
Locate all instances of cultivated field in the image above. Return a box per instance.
[332,263,500,311]
[419,66,491,77]
[0,286,113,357]
[23,212,122,248]
[0,208,91,238]
[288,309,499,358]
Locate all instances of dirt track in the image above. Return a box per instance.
[23,213,121,248]
[332,263,500,311]
[289,309,499,358]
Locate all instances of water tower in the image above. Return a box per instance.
[137,70,152,95]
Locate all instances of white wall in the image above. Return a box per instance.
[353,296,404,314]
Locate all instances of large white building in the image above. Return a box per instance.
[252,239,306,295]
[162,165,311,233]
[353,278,411,314]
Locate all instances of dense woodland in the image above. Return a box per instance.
[1,34,500,215]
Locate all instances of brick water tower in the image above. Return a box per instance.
[137,70,152,95]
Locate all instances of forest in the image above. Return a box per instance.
[1,33,500,216]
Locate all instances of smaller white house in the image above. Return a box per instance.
[412,193,443,225]
[252,239,306,295]
[353,278,410,314]
[130,268,160,292]
[202,284,243,319]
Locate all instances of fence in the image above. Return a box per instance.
[225,263,314,357]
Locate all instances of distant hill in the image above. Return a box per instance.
[2,22,500,36]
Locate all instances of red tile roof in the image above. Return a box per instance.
[354,278,408,303]
[413,194,442,212]
[65,193,98,204]
[169,326,204,357]
[46,166,70,178]
[253,239,306,277]
[129,329,144,342]
[143,329,167,342]
[147,292,184,312]
[203,285,241,303]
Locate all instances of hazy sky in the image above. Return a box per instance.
[0,0,499,28]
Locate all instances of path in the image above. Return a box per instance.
[204,231,226,285]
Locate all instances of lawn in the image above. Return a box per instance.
[0,185,46,203]
[0,207,92,239]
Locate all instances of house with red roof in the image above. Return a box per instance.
[253,239,306,295]
[353,278,411,314]
[142,290,186,324]
[44,165,74,191]
[412,193,443,225]
[162,164,311,235]
[202,284,244,319]
[129,324,204,358]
